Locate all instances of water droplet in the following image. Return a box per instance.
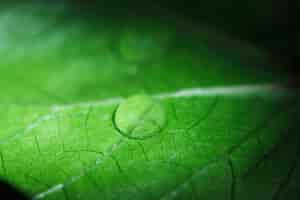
[113,94,166,139]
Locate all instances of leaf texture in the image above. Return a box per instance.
[0,3,299,200]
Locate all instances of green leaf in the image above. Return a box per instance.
[0,4,299,200]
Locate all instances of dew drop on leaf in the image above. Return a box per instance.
[113,94,166,139]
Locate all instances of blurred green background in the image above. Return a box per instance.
[67,0,296,72]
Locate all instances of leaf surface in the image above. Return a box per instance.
[0,4,299,200]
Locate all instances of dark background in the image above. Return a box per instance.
[68,0,297,78]
[3,0,297,76]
